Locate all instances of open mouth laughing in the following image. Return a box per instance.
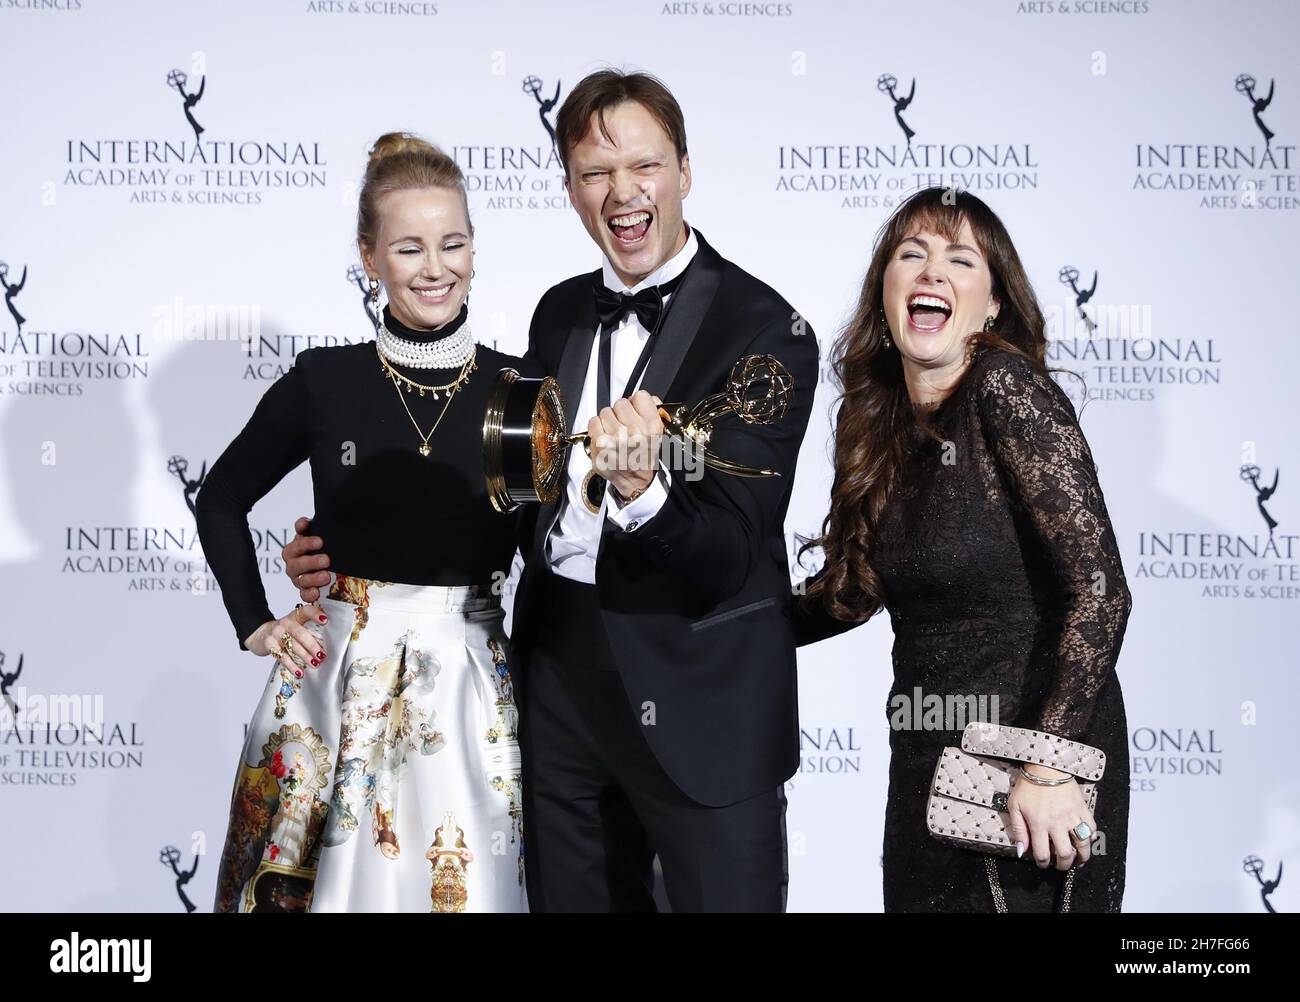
[607,209,653,247]
[907,292,952,334]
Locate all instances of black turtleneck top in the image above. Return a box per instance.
[196,303,543,649]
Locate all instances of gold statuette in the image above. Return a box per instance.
[482,354,794,514]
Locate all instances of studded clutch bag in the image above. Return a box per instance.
[926,722,1106,911]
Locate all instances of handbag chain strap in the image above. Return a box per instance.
[984,857,1075,913]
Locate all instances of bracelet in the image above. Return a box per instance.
[611,482,650,508]
[1018,764,1075,787]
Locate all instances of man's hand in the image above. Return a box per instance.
[283,515,331,603]
[588,390,664,502]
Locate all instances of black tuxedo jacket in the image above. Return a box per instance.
[511,227,819,807]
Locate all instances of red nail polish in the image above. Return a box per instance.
[294,669,303,678]
[318,615,328,623]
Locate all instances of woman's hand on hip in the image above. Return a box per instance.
[243,603,329,678]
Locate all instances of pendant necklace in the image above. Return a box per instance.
[376,343,479,457]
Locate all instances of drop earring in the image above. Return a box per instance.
[879,308,893,349]
[983,315,996,332]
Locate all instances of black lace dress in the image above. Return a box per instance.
[796,346,1133,912]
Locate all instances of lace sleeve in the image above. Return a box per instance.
[975,352,1132,740]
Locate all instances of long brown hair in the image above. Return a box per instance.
[804,187,1049,623]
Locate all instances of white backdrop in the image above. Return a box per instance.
[1,0,1296,913]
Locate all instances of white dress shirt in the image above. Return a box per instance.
[545,224,699,584]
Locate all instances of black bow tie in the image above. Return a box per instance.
[593,271,687,334]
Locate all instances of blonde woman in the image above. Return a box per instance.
[197,133,537,913]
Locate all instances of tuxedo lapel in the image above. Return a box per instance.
[531,275,598,561]
[639,227,724,401]
[555,291,598,432]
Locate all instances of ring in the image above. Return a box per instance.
[279,632,295,654]
[1070,821,1093,844]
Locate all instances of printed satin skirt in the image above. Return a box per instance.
[214,575,526,913]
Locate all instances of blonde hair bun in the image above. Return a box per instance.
[357,132,472,251]
[367,131,441,166]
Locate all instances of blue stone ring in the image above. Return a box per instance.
[1070,821,1093,844]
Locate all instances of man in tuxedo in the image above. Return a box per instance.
[283,70,817,911]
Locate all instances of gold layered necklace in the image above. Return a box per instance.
[376,343,479,457]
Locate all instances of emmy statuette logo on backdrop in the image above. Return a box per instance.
[166,67,206,142]
[0,650,24,723]
[1240,463,1280,538]
[1235,73,1276,148]
[876,72,916,146]
[1242,855,1283,914]
[167,455,209,527]
[522,75,562,155]
[1058,265,1098,336]
[0,261,28,336]
[159,844,200,913]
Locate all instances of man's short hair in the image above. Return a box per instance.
[555,69,688,178]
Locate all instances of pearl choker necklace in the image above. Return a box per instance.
[376,312,476,370]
